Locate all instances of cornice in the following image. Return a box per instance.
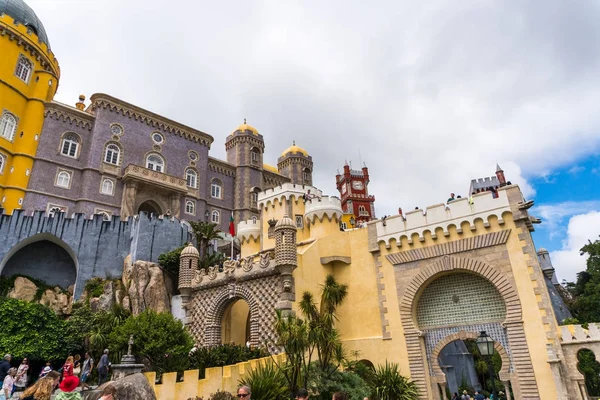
[225,134,265,151]
[208,157,236,177]
[89,93,213,148]
[44,102,95,131]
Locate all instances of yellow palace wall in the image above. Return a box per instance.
[0,14,60,213]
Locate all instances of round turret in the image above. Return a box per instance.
[275,215,296,229]
[281,142,308,157]
[274,215,297,267]
[0,0,50,47]
[277,141,313,186]
[179,243,199,290]
[181,242,200,257]
[232,119,259,136]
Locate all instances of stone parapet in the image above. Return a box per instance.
[304,195,343,224]
[122,164,188,193]
[237,219,261,242]
[258,183,321,208]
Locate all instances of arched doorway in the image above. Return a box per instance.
[138,200,162,215]
[221,299,251,346]
[577,349,600,397]
[0,234,78,290]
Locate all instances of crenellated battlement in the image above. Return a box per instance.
[560,324,600,343]
[372,185,522,248]
[304,195,343,225]
[237,218,261,242]
[0,14,60,74]
[258,183,321,208]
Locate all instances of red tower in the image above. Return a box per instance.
[335,162,376,222]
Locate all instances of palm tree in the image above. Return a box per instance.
[189,221,223,258]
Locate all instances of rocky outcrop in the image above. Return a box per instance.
[124,260,170,315]
[97,281,116,311]
[8,277,38,302]
[82,373,156,400]
[39,287,73,316]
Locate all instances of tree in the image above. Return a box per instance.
[565,237,600,323]
[189,221,223,259]
[158,245,185,282]
[0,298,79,362]
[367,362,418,400]
[108,310,193,376]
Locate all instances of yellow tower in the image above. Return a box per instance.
[0,0,60,213]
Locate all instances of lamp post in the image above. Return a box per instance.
[349,216,355,228]
[476,331,497,399]
[204,210,210,222]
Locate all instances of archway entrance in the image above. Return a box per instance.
[221,299,251,345]
[1,236,77,289]
[138,200,162,215]
[577,349,600,397]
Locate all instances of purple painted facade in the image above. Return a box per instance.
[24,93,313,231]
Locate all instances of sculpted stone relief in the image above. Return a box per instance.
[191,251,275,286]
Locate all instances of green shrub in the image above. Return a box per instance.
[367,362,419,400]
[239,362,288,400]
[189,344,268,378]
[308,365,370,400]
[158,245,186,279]
[84,277,105,298]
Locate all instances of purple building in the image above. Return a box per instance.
[24,93,314,231]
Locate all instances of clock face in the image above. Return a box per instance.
[341,183,347,194]
[352,181,364,190]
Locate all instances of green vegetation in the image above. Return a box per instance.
[239,362,289,400]
[577,349,600,397]
[84,277,106,298]
[189,221,223,259]
[565,237,600,323]
[189,344,268,379]
[366,362,418,400]
[0,274,69,300]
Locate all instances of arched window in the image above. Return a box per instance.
[104,143,121,165]
[252,216,257,224]
[56,171,71,188]
[250,190,259,209]
[303,168,311,183]
[15,55,33,83]
[97,211,111,221]
[211,179,222,199]
[48,205,64,217]
[211,210,220,223]
[358,205,367,216]
[61,133,81,158]
[0,153,5,174]
[101,178,114,195]
[250,147,260,165]
[146,154,165,172]
[186,168,197,188]
[0,112,17,141]
[185,200,196,215]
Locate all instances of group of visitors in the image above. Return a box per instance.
[0,351,114,400]
[237,385,368,400]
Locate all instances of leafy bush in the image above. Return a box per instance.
[189,344,268,379]
[239,362,288,400]
[158,245,186,280]
[108,310,193,377]
[0,298,79,361]
[367,362,418,400]
[187,391,236,400]
[84,277,105,298]
[308,365,370,400]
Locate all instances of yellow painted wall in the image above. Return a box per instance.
[0,14,60,213]
[221,299,250,345]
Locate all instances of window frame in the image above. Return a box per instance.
[100,178,115,196]
[211,210,220,223]
[14,54,33,83]
[47,204,67,217]
[211,179,223,199]
[0,111,18,142]
[145,153,165,173]
[185,200,196,216]
[103,142,121,166]
[186,168,198,189]
[60,132,81,159]
[55,169,72,189]
[0,152,5,175]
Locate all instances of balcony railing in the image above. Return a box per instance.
[123,164,188,193]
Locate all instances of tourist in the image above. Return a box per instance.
[332,393,347,400]
[296,388,309,399]
[452,393,459,400]
[0,368,16,400]
[73,355,81,377]
[0,354,11,387]
[14,357,29,393]
[237,385,251,398]
[54,376,82,400]
[21,370,61,400]
[447,193,456,203]
[461,390,471,400]
[62,356,75,379]
[98,349,110,385]
[80,352,94,386]
[474,391,485,400]
[99,385,117,400]
[39,366,52,379]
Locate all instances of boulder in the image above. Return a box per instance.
[82,373,156,400]
[122,295,131,311]
[89,297,100,313]
[97,281,115,311]
[39,287,72,316]
[8,277,38,302]
[127,261,170,315]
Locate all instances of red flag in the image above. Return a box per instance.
[229,214,235,236]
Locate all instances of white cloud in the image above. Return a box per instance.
[23,0,600,215]
[534,201,600,239]
[550,211,600,282]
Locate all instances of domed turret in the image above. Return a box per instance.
[278,141,313,186]
[281,142,308,157]
[274,215,297,267]
[232,119,259,136]
[179,243,199,290]
[0,0,50,47]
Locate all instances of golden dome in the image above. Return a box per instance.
[232,119,259,136]
[263,163,279,173]
[281,141,308,157]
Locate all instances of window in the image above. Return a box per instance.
[47,205,65,217]
[146,154,165,172]
[358,205,368,216]
[211,210,220,223]
[251,148,260,165]
[211,179,222,199]
[152,132,164,144]
[295,215,303,228]
[0,153,5,174]
[252,216,257,224]
[303,168,311,183]
[101,178,114,195]
[56,170,71,188]
[15,55,33,83]
[250,192,258,208]
[341,222,348,230]
[188,151,198,161]
[0,112,17,141]
[186,168,197,188]
[110,124,123,136]
[185,200,196,215]
[96,211,111,221]
[104,143,121,165]
[61,133,80,158]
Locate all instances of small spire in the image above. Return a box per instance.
[496,163,503,172]
[293,140,296,146]
[244,118,246,124]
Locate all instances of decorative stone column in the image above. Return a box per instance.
[120,182,138,219]
[170,193,181,218]
[273,215,297,315]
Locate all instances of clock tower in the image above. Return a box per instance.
[336,162,376,223]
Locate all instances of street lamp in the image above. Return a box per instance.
[349,216,355,228]
[476,331,497,398]
[204,210,210,222]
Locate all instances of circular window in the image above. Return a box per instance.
[152,132,165,144]
[188,151,199,161]
[110,124,123,135]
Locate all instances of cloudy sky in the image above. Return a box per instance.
[29,0,600,282]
